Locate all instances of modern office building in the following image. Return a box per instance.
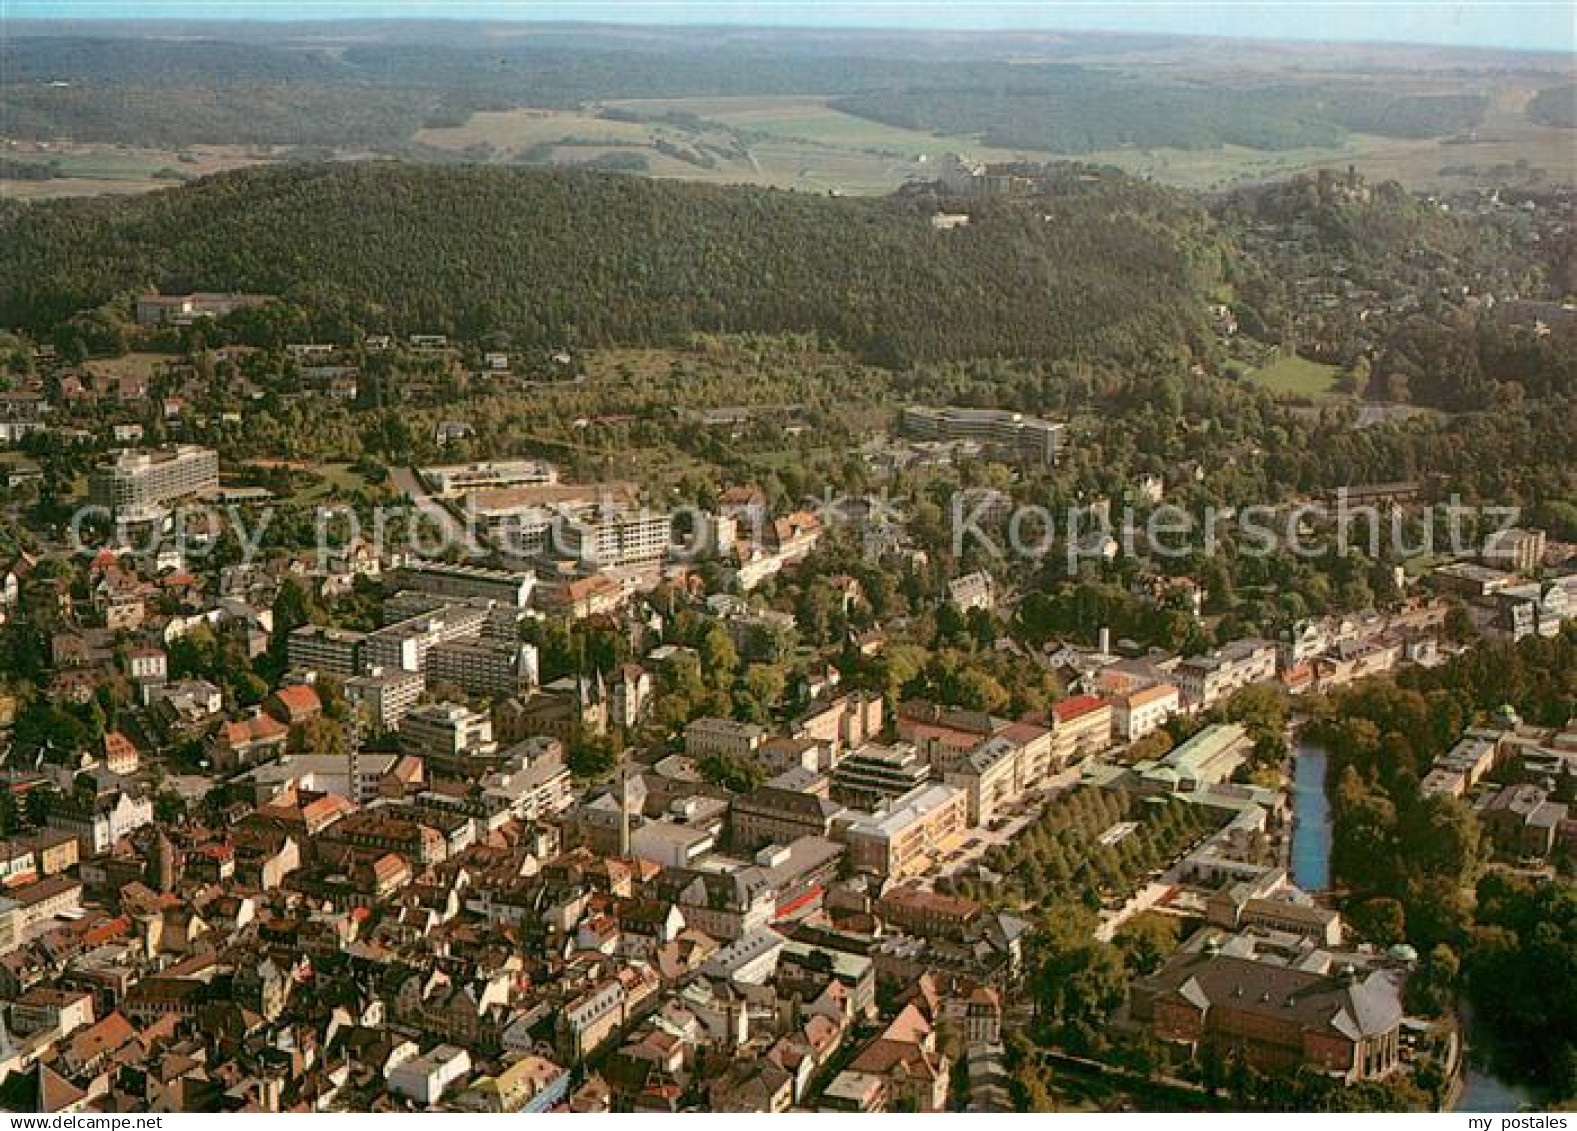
[363,604,489,675]
[830,743,933,809]
[399,702,497,760]
[396,560,536,608]
[899,405,1065,465]
[428,638,540,697]
[287,625,367,679]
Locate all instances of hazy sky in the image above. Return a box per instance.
[10,1,1577,54]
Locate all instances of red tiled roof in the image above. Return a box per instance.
[1053,694,1111,724]
[221,715,289,747]
[270,683,322,718]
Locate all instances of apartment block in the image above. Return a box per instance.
[89,445,219,518]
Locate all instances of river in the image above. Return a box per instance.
[1288,741,1535,1111]
[1289,740,1331,892]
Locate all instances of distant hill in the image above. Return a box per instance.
[0,161,1223,367]
[832,79,1488,154]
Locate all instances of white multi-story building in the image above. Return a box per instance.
[1114,683,1181,740]
[400,702,496,760]
[89,445,219,518]
[899,405,1065,465]
[345,666,425,732]
[388,1044,473,1106]
[1174,639,1278,710]
[363,605,488,675]
[554,507,672,568]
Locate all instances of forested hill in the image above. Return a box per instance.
[0,162,1222,367]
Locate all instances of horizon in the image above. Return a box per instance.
[9,1,1577,56]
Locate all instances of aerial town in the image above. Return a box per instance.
[0,8,1575,1118]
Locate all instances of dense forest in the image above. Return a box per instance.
[0,34,1491,152]
[834,79,1488,154]
[0,161,1222,367]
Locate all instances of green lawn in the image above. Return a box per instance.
[1246,354,1343,399]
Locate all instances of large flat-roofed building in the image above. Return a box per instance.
[428,637,539,697]
[400,702,496,760]
[344,666,424,732]
[465,483,640,555]
[830,742,933,809]
[899,405,1065,465]
[89,445,219,517]
[363,604,488,675]
[555,507,672,568]
[287,625,367,678]
[833,783,969,879]
[1137,723,1252,793]
[420,459,558,498]
[135,291,274,326]
[396,559,535,608]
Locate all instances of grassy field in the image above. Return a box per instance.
[1246,354,1344,399]
[414,84,1576,195]
[286,462,381,506]
[0,143,272,201]
[83,352,178,381]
